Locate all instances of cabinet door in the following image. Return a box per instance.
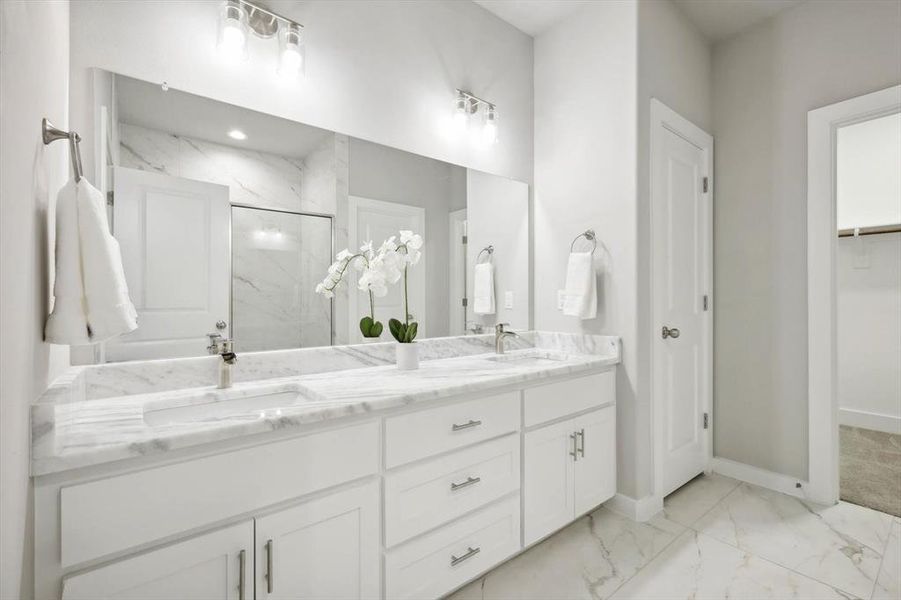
[62,521,253,600]
[523,417,576,546]
[255,481,380,600]
[574,406,617,515]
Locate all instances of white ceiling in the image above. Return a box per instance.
[473,0,594,37]
[115,75,332,159]
[475,0,804,42]
[672,0,805,42]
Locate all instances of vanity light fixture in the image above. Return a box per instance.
[228,129,247,140]
[454,89,498,145]
[216,0,305,78]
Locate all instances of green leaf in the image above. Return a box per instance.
[389,318,405,343]
[359,316,374,337]
[404,321,418,343]
[370,321,383,337]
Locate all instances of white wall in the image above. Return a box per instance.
[69,0,533,184]
[0,2,71,598]
[466,170,530,332]
[836,113,901,230]
[837,234,901,433]
[533,0,640,496]
[712,0,901,479]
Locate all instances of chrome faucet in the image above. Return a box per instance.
[495,323,519,354]
[213,339,237,389]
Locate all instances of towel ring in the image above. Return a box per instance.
[570,229,597,254]
[477,245,494,263]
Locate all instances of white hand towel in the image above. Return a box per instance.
[473,262,496,315]
[562,252,597,319]
[45,179,138,344]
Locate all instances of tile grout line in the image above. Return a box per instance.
[600,478,742,599]
[687,482,883,600]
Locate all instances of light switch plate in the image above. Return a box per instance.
[557,290,566,310]
[505,291,514,309]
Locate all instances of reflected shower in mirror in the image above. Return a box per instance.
[78,71,529,363]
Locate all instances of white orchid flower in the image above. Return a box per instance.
[400,230,423,250]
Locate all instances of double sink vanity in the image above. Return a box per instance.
[32,331,620,599]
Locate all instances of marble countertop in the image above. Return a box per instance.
[32,334,620,476]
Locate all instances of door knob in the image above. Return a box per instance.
[216,320,227,330]
[662,326,680,339]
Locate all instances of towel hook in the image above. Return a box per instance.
[477,245,494,263]
[42,118,84,182]
[570,229,597,254]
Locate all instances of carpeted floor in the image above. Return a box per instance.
[840,424,901,517]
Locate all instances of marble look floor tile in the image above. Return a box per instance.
[663,472,741,527]
[609,530,855,600]
[447,507,685,600]
[872,519,900,600]
[694,483,893,598]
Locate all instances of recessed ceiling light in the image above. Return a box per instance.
[228,129,247,141]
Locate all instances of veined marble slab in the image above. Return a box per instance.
[32,332,620,476]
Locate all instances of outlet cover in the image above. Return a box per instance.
[557,290,566,310]
[505,291,514,309]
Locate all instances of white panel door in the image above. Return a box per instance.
[573,406,617,515]
[254,481,380,600]
[62,521,253,600]
[651,101,713,497]
[110,167,230,361]
[523,417,576,546]
[348,196,426,342]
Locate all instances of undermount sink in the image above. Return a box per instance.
[143,390,307,426]
[484,350,570,366]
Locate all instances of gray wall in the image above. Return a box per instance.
[348,137,466,338]
[711,0,901,479]
[0,3,71,598]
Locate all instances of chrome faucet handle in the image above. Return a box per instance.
[206,332,223,354]
[495,323,511,333]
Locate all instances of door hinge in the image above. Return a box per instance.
[703,295,709,311]
[462,235,468,244]
[106,191,114,206]
[703,412,709,429]
[462,298,468,307]
[702,177,709,193]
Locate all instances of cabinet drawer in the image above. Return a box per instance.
[60,421,379,568]
[385,392,519,468]
[385,496,520,600]
[385,435,519,546]
[524,370,614,427]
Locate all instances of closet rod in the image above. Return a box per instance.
[837,224,901,237]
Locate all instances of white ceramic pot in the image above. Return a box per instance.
[361,335,382,344]
[396,342,419,370]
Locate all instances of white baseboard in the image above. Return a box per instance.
[839,408,901,435]
[711,457,813,501]
[605,493,663,522]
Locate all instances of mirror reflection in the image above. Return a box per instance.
[79,72,529,363]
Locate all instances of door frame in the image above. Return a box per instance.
[448,208,468,335]
[806,85,901,505]
[347,195,426,342]
[649,98,714,501]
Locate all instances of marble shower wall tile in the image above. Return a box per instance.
[609,530,854,600]
[693,482,893,598]
[120,123,307,212]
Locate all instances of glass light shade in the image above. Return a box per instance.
[453,94,469,130]
[218,1,249,62]
[278,24,304,78]
[482,106,498,145]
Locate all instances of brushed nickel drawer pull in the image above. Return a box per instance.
[450,546,481,566]
[450,476,481,491]
[452,419,482,431]
[265,539,274,593]
[577,428,585,457]
[570,432,578,460]
[238,549,246,600]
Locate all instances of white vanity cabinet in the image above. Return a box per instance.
[254,481,380,600]
[62,521,254,600]
[37,365,618,600]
